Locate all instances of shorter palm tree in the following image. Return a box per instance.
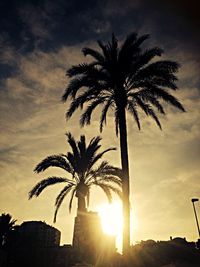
[29,133,122,222]
[0,213,17,248]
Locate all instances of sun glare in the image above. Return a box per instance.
[96,201,138,252]
[97,201,123,236]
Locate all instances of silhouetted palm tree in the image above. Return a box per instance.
[29,133,122,222]
[62,32,185,255]
[0,213,17,248]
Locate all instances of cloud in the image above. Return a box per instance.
[0,2,199,245]
[103,0,140,16]
[0,146,20,165]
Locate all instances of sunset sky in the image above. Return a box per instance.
[0,0,200,251]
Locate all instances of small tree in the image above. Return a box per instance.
[0,213,17,248]
[29,133,122,222]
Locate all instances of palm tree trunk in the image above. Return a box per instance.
[77,196,87,214]
[118,106,130,256]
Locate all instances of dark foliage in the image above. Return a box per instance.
[29,133,122,222]
[0,213,17,249]
[63,32,185,133]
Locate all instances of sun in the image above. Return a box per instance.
[96,201,138,252]
[96,201,123,252]
[97,201,123,236]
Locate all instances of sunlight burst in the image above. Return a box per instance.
[97,201,123,236]
[96,201,138,252]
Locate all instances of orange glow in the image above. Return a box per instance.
[97,201,123,236]
[96,201,138,252]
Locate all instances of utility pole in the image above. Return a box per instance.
[191,198,200,249]
[191,198,200,238]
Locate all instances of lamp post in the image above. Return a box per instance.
[191,198,200,238]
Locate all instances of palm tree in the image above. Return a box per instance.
[62,32,185,255]
[29,133,122,223]
[0,213,17,248]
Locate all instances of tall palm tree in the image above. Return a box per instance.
[62,32,185,255]
[29,133,122,223]
[0,213,17,248]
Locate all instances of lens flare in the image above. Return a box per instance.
[96,201,138,253]
[97,201,123,236]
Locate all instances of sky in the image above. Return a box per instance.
[0,0,200,251]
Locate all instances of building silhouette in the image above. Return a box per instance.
[6,221,75,267]
[3,213,116,267]
[18,221,60,247]
[2,219,200,267]
[2,217,200,267]
[0,248,7,267]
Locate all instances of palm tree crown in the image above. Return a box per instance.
[63,32,185,131]
[0,213,17,247]
[29,133,122,223]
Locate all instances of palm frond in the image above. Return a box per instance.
[67,63,96,77]
[80,97,106,127]
[95,183,112,203]
[146,107,162,129]
[65,152,78,176]
[144,96,165,114]
[54,185,73,223]
[66,132,80,161]
[55,184,74,206]
[88,147,116,170]
[100,98,113,132]
[135,96,162,129]
[118,33,149,72]
[135,60,179,81]
[133,34,150,49]
[88,135,102,147]
[62,74,104,102]
[97,40,110,60]
[148,87,185,112]
[95,175,122,187]
[82,47,104,63]
[34,155,73,174]
[118,32,138,60]
[105,184,122,199]
[86,161,122,185]
[94,182,122,202]
[130,47,163,74]
[78,135,86,157]
[129,91,165,115]
[66,87,102,119]
[62,76,91,102]
[29,177,68,199]
[85,136,102,162]
[69,188,76,213]
[127,100,141,130]
[87,160,109,178]
[98,164,122,179]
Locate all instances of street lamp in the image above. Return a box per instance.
[191,198,200,239]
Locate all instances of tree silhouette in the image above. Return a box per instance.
[62,32,185,255]
[29,133,122,222]
[0,213,17,248]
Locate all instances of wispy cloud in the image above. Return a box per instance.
[0,0,199,246]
